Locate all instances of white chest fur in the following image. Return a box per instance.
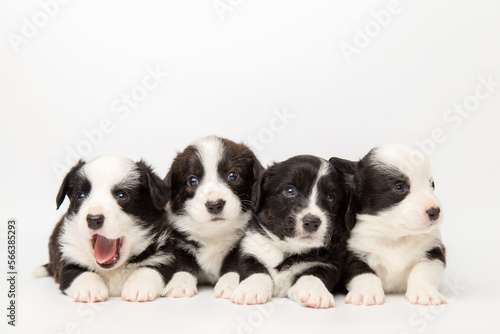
[348,221,443,292]
[172,212,250,284]
[99,265,138,296]
[241,231,332,297]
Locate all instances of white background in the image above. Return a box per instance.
[1,1,500,333]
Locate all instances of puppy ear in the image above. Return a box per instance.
[329,157,357,231]
[329,157,356,187]
[163,170,172,189]
[56,160,85,210]
[251,169,266,212]
[137,160,170,211]
[252,155,264,182]
[247,151,264,211]
[343,191,357,231]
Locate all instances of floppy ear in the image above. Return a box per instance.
[56,160,85,210]
[329,157,357,231]
[252,173,264,212]
[343,191,357,231]
[137,160,170,210]
[252,154,264,182]
[329,157,356,184]
[251,169,267,212]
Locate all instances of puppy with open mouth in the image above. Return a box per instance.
[34,156,175,302]
[330,144,446,306]
[230,155,354,308]
[163,136,262,298]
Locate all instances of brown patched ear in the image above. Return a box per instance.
[251,154,264,183]
[136,160,170,210]
[56,160,86,210]
[163,169,172,190]
[329,157,357,231]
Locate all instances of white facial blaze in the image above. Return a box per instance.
[184,136,243,224]
[288,160,331,248]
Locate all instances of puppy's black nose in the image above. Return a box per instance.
[87,214,105,230]
[206,200,225,215]
[427,207,441,221]
[303,215,321,232]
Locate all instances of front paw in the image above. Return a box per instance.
[122,268,164,302]
[65,272,109,303]
[214,272,240,299]
[345,273,385,306]
[405,288,447,305]
[163,272,198,298]
[345,289,385,306]
[288,275,335,309]
[230,273,273,305]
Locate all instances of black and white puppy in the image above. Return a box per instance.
[163,136,262,298]
[34,156,175,302]
[231,155,354,308]
[330,144,446,306]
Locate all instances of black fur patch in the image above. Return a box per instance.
[239,254,270,281]
[165,145,203,214]
[113,161,170,231]
[355,149,410,215]
[253,155,350,241]
[426,245,446,266]
[342,250,377,285]
[56,160,90,213]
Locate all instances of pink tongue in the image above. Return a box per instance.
[94,235,118,264]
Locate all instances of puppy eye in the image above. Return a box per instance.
[116,192,128,201]
[284,186,296,197]
[188,176,199,187]
[327,194,336,203]
[430,180,435,190]
[228,171,239,182]
[76,192,86,202]
[394,184,408,194]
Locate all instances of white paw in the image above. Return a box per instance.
[65,272,109,303]
[163,272,198,298]
[214,272,240,299]
[345,273,385,306]
[121,267,164,302]
[405,288,447,305]
[230,273,273,305]
[288,275,335,309]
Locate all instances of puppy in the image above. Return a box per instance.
[163,136,262,298]
[231,155,354,308]
[330,144,446,306]
[34,156,175,302]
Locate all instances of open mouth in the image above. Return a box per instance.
[91,235,122,268]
